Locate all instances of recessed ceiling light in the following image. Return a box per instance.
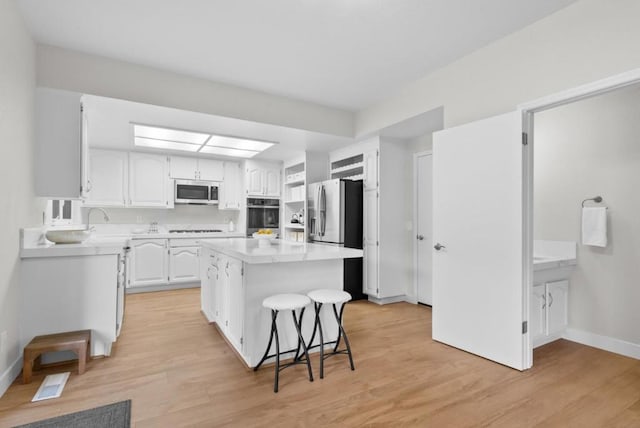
[132,124,276,158]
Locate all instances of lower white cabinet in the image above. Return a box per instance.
[531,280,569,347]
[129,239,168,287]
[169,247,200,283]
[201,250,244,353]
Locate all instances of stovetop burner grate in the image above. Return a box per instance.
[168,229,223,234]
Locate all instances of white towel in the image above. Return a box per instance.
[582,207,607,247]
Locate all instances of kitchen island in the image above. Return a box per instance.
[199,238,363,367]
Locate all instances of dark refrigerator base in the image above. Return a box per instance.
[344,257,367,301]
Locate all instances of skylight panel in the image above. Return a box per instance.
[199,146,259,158]
[206,135,274,152]
[134,124,210,145]
[134,137,200,152]
[132,123,277,158]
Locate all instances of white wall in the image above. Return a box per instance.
[37,45,354,138]
[534,84,640,345]
[356,0,640,135]
[0,0,44,395]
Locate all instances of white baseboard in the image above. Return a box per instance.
[563,328,640,360]
[0,355,22,398]
[367,295,407,305]
[126,282,199,294]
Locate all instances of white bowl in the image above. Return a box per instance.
[252,232,278,247]
[45,229,92,244]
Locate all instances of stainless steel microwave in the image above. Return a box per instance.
[175,180,219,205]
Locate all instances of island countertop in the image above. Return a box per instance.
[198,238,363,264]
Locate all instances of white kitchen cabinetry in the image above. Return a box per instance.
[129,153,170,208]
[531,280,569,348]
[330,137,407,302]
[35,88,85,199]
[170,156,223,181]
[219,161,242,210]
[84,149,128,207]
[201,251,220,322]
[363,189,379,296]
[169,247,200,283]
[202,251,244,354]
[129,239,168,287]
[363,149,379,190]
[246,161,281,197]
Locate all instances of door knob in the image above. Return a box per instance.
[417,235,424,241]
[434,243,446,251]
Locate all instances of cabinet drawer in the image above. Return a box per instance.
[169,238,201,247]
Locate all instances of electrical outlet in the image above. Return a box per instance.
[0,331,7,353]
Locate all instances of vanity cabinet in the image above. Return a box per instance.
[531,280,569,347]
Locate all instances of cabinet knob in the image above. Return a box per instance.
[434,243,446,251]
[417,235,424,241]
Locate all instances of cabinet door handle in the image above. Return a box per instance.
[548,292,554,308]
[541,293,546,309]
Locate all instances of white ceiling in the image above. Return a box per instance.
[18,0,576,111]
[83,95,353,161]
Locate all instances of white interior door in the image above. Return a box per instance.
[415,153,433,305]
[432,111,528,370]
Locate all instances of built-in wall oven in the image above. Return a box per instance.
[175,180,219,205]
[247,198,280,236]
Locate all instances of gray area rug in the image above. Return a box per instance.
[14,400,131,428]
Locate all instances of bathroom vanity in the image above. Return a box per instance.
[531,240,577,348]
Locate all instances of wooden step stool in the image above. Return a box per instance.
[23,330,91,384]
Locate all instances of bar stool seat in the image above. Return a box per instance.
[254,293,313,393]
[263,293,310,311]
[307,289,351,305]
[302,289,355,379]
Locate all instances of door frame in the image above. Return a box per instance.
[519,67,640,369]
[413,150,433,304]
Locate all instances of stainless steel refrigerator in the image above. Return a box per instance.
[308,179,365,300]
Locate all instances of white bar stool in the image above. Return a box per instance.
[253,293,314,393]
[302,289,355,379]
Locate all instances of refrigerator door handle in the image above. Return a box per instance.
[320,184,327,237]
[315,184,322,237]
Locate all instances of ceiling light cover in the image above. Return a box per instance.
[199,146,259,158]
[132,124,276,158]
[134,124,209,145]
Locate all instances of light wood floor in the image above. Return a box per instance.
[1,289,639,427]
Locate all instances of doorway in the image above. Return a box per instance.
[414,151,433,305]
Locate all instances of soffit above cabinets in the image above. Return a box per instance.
[83,94,354,161]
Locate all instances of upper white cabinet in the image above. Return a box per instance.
[84,149,127,207]
[35,88,85,199]
[245,160,281,197]
[198,158,224,182]
[84,150,172,208]
[220,161,242,210]
[170,156,223,182]
[129,153,170,208]
[129,239,169,287]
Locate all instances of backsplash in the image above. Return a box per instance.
[80,204,240,225]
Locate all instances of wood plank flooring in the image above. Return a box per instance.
[1,288,639,427]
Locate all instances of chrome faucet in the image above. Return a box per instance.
[86,207,110,231]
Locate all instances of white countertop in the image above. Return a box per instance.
[21,236,130,258]
[130,231,245,240]
[199,238,364,264]
[533,256,577,271]
[20,229,245,258]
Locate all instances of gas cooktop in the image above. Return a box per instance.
[168,229,223,234]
